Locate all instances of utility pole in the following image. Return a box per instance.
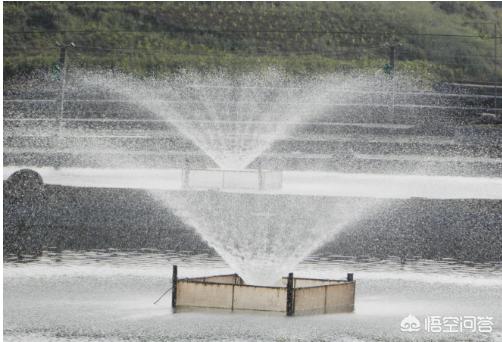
[55,41,75,138]
[494,22,498,110]
[391,44,396,116]
[54,42,75,169]
[385,40,399,116]
[385,38,399,76]
[389,44,396,73]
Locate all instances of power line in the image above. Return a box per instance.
[3,29,493,39]
[4,44,499,64]
[2,44,388,58]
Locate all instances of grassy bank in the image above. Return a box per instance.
[3,2,501,81]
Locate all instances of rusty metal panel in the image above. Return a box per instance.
[294,286,326,314]
[325,282,355,313]
[177,281,234,309]
[233,285,287,312]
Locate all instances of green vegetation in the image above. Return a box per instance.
[3,2,502,81]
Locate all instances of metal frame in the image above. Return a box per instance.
[170,265,355,316]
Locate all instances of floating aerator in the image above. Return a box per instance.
[171,266,355,316]
[181,168,283,191]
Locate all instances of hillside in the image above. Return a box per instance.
[3,2,502,81]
